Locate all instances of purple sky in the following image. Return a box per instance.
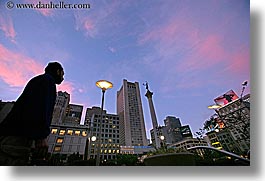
[0,0,250,139]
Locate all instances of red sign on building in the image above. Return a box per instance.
[214,90,239,106]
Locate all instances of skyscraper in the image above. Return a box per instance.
[51,91,70,124]
[117,79,148,146]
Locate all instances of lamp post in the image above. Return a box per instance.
[95,80,113,166]
[240,81,248,100]
[159,135,165,150]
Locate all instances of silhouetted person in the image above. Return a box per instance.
[223,94,233,102]
[0,62,64,165]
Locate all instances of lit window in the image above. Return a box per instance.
[59,130,65,135]
[67,130,73,135]
[51,129,57,134]
[82,131,87,137]
[108,150,112,154]
[56,138,64,143]
[54,146,61,152]
[75,130,80,136]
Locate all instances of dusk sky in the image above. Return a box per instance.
[0,0,250,139]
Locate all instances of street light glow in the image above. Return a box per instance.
[91,136,96,142]
[160,135,165,140]
[96,80,113,91]
[208,104,222,109]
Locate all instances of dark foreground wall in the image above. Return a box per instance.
[143,153,196,166]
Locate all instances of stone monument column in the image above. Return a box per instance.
[144,82,160,149]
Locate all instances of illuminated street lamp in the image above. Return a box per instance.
[96,80,113,91]
[95,80,113,166]
[160,135,165,141]
[159,135,166,150]
[91,136,97,142]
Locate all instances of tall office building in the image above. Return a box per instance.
[117,79,148,146]
[51,91,70,124]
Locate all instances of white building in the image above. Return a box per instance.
[117,79,148,146]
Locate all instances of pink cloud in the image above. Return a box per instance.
[0,44,75,95]
[0,44,43,87]
[57,81,74,95]
[177,35,227,72]
[74,13,97,38]
[83,19,95,31]
[138,14,195,46]
[197,35,226,61]
[74,1,125,38]
[0,13,16,42]
[223,46,250,75]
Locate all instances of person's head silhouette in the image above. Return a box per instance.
[45,62,64,84]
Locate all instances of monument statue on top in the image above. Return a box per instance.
[143,81,149,91]
[143,81,160,149]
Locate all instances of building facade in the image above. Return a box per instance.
[47,91,88,161]
[85,107,121,161]
[216,94,250,154]
[168,138,208,151]
[120,146,155,155]
[47,123,89,160]
[51,91,70,124]
[163,116,183,144]
[150,116,193,147]
[206,129,241,154]
[64,104,83,125]
[117,79,148,146]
